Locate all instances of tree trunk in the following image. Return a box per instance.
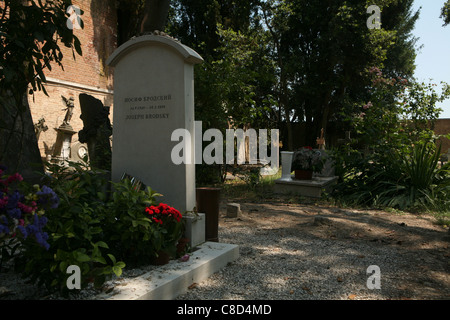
[320,90,333,139]
[0,91,44,183]
[140,0,171,33]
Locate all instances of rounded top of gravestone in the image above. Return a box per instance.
[106,34,203,67]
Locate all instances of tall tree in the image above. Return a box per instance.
[260,0,420,149]
[116,0,171,45]
[382,0,420,78]
[167,0,258,58]
[442,0,450,26]
[116,0,145,45]
[0,0,82,181]
[140,0,171,33]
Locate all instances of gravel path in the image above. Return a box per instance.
[176,199,450,300]
[1,197,449,300]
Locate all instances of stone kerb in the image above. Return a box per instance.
[106,35,203,214]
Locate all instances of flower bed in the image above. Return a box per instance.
[0,162,188,296]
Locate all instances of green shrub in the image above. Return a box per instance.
[333,142,450,212]
[12,160,187,294]
[102,178,166,267]
[15,161,125,294]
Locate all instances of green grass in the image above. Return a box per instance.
[209,166,450,228]
[221,170,281,200]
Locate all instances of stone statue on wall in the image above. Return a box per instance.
[61,95,75,128]
[78,93,112,171]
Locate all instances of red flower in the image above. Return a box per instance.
[152,217,163,225]
[18,202,34,214]
[145,203,182,224]
[146,206,160,215]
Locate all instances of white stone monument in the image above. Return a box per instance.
[274,150,338,198]
[106,35,203,214]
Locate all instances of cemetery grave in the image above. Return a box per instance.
[1,0,449,302]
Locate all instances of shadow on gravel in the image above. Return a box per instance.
[203,199,450,300]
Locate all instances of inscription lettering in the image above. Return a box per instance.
[130,105,166,111]
[124,95,171,103]
[125,113,170,120]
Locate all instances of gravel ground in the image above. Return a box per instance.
[176,199,450,300]
[1,196,449,300]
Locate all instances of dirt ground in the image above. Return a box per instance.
[216,194,450,300]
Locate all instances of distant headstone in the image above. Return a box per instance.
[106,35,203,213]
[78,93,112,171]
[314,149,335,177]
[34,117,48,141]
[226,203,242,218]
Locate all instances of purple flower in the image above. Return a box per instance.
[36,185,59,209]
[26,224,38,234]
[39,216,48,228]
[180,254,190,262]
[6,191,21,209]
[7,208,21,219]
[25,214,50,250]
[34,231,50,251]
[17,225,27,238]
[0,223,10,235]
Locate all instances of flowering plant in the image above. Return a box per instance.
[0,165,58,255]
[145,203,182,225]
[291,147,324,173]
[145,203,184,258]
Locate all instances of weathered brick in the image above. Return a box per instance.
[28,0,117,160]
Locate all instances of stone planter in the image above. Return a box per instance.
[280,151,294,180]
[183,213,205,249]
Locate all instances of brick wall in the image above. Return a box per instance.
[435,119,450,154]
[28,0,117,159]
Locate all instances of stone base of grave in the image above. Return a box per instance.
[94,242,239,300]
[274,175,338,198]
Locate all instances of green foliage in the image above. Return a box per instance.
[258,0,419,148]
[229,165,262,189]
[102,179,165,267]
[332,74,450,213]
[0,0,82,111]
[14,161,186,294]
[369,143,449,210]
[15,161,124,295]
[441,0,450,26]
[0,0,83,176]
[291,148,325,173]
[168,0,420,154]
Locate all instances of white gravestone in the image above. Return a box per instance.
[107,35,203,213]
